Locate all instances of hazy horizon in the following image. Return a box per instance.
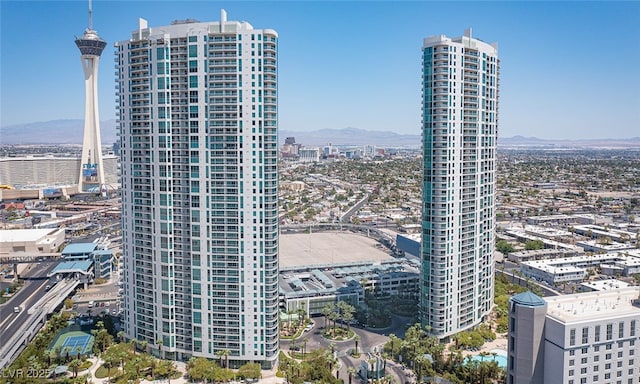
[1,1,638,140]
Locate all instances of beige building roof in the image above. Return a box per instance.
[545,287,640,323]
[279,231,393,269]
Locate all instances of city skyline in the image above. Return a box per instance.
[1,1,639,140]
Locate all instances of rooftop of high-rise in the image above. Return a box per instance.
[544,287,640,323]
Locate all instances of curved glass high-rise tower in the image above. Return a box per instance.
[420,29,499,339]
[116,10,279,368]
[75,3,107,193]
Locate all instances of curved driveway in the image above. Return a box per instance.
[281,314,415,383]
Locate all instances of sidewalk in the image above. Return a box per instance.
[78,356,286,384]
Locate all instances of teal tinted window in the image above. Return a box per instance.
[189,45,197,57]
[189,75,198,88]
[157,47,165,59]
[188,36,197,42]
[189,60,198,72]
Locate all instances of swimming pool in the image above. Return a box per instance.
[470,350,508,369]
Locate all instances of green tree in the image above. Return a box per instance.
[68,359,81,378]
[155,359,177,383]
[102,353,117,381]
[64,298,74,309]
[156,338,164,359]
[347,366,356,384]
[495,240,515,254]
[237,362,261,380]
[524,239,545,250]
[187,357,214,384]
[139,339,148,354]
[337,300,356,332]
[321,303,334,329]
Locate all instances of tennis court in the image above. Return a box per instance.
[62,335,90,353]
[50,330,94,357]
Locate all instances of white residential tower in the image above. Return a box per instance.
[420,29,499,338]
[116,10,279,368]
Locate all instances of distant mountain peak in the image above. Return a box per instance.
[1,119,117,145]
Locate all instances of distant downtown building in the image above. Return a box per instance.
[420,29,499,338]
[116,11,279,367]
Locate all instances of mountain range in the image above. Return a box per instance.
[0,119,118,146]
[1,119,638,149]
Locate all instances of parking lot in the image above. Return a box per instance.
[71,264,122,318]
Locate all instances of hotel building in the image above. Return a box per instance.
[116,11,279,367]
[508,288,640,384]
[420,29,499,338]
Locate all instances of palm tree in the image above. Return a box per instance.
[321,303,334,329]
[414,355,426,383]
[337,301,356,333]
[103,355,116,382]
[368,358,376,381]
[347,367,356,384]
[296,308,307,328]
[215,350,225,368]
[354,334,360,355]
[286,309,295,332]
[46,350,56,366]
[140,339,148,354]
[302,337,309,359]
[75,346,83,361]
[69,359,81,377]
[387,333,397,357]
[329,310,340,334]
[117,331,125,343]
[53,346,62,364]
[223,349,231,369]
[156,339,164,359]
[63,346,71,363]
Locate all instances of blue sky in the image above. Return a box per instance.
[1,1,639,139]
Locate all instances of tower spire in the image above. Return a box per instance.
[88,0,93,30]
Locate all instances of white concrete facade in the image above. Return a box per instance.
[116,11,279,368]
[420,29,499,338]
[508,288,640,384]
[75,20,107,193]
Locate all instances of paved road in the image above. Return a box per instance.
[281,314,414,384]
[0,262,59,343]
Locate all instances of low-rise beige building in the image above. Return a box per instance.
[0,228,65,256]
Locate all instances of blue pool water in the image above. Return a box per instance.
[470,353,508,369]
